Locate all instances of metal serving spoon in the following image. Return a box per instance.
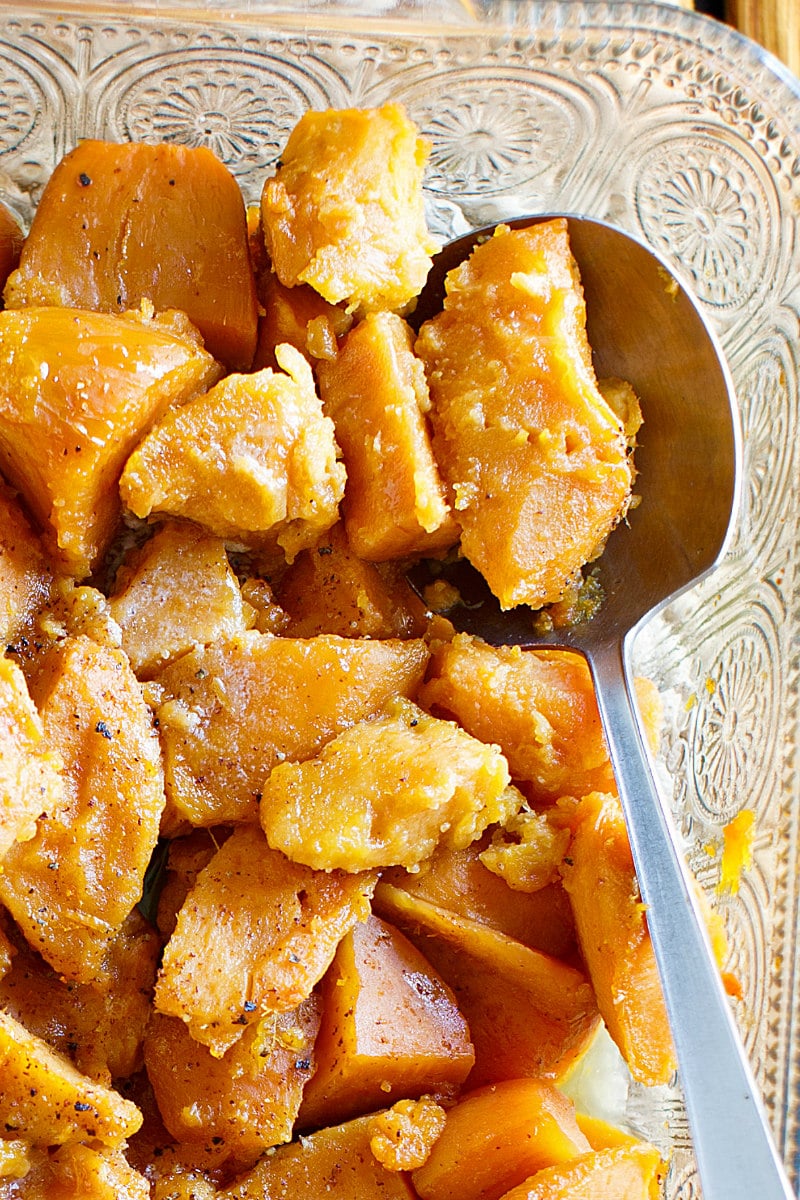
[410,216,795,1200]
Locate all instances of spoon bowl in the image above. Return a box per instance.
[410,216,794,1200]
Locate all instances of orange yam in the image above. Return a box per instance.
[155,827,232,940]
[261,103,437,313]
[260,697,516,872]
[0,199,23,293]
[419,633,614,802]
[218,1113,416,1200]
[560,791,676,1085]
[277,523,427,639]
[4,138,258,371]
[0,484,54,647]
[0,909,160,1084]
[379,837,577,961]
[1,1142,150,1200]
[374,882,598,1087]
[0,636,165,983]
[154,631,429,829]
[317,311,458,560]
[367,1098,448,1172]
[154,824,375,1056]
[298,914,474,1129]
[415,220,632,610]
[120,345,345,561]
[0,305,221,577]
[107,521,253,677]
[411,1079,591,1200]
[253,273,353,370]
[497,1144,665,1200]
[144,995,321,1162]
[0,1008,142,1149]
[0,653,63,863]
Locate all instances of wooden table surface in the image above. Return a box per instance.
[724,0,799,78]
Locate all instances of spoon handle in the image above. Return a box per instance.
[587,637,796,1200]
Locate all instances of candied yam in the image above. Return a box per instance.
[0,921,13,979]
[0,654,63,863]
[374,883,598,1087]
[379,836,577,961]
[419,634,614,802]
[276,523,427,640]
[144,996,321,1162]
[478,809,571,894]
[0,306,221,577]
[261,103,437,313]
[298,914,473,1129]
[0,1141,150,1199]
[154,631,429,829]
[217,1113,416,1200]
[497,1144,665,1200]
[560,792,676,1086]
[411,1079,591,1200]
[260,697,516,872]
[238,575,290,635]
[120,345,345,561]
[0,484,54,647]
[120,1070,233,1192]
[154,824,375,1056]
[253,273,353,371]
[0,909,160,1084]
[415,220,633,610]
[0,1009,142,1148]
[0,1136,30,1181]
[107,521,252,677]
[0,198,23,293]
[4,139,258,371]
[368,1098,447,1172]
[0,636,165,983]
[155,827,231,940]
[317,311,458,560]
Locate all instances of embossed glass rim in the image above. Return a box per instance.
[0,2,798,1196]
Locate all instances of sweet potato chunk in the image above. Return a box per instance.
[0,636,166,982]
[0,484,54,647]
[253,273,353,371]
[155,827,231,940]
[411,1079,591,1200]
[276,523,427,639]
[0,198,23,293]
[380,836,577,961]
[2,1142,150,1200]
[0,1009,142,1148]
[154,824,375,1056]
[298,914,473,1129]
[144,995,321,1161]
[0,909,160,1083]
[217,1113,416,1200]
[560,791,676,1086]
[154,631,429,828]
[0,306,221,576]
[0,654,63,863]
[419,634,614,801]
[367,1099,447,1172]
[4,139,258,371]
[107,521,252,677]
[415,220,633,609]
[374,883,598,1087]
[260,697,516,872]
[261,103,437,313]
[317,311,458,560]
[497,1144,664,1200]
[120,344,345,561]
